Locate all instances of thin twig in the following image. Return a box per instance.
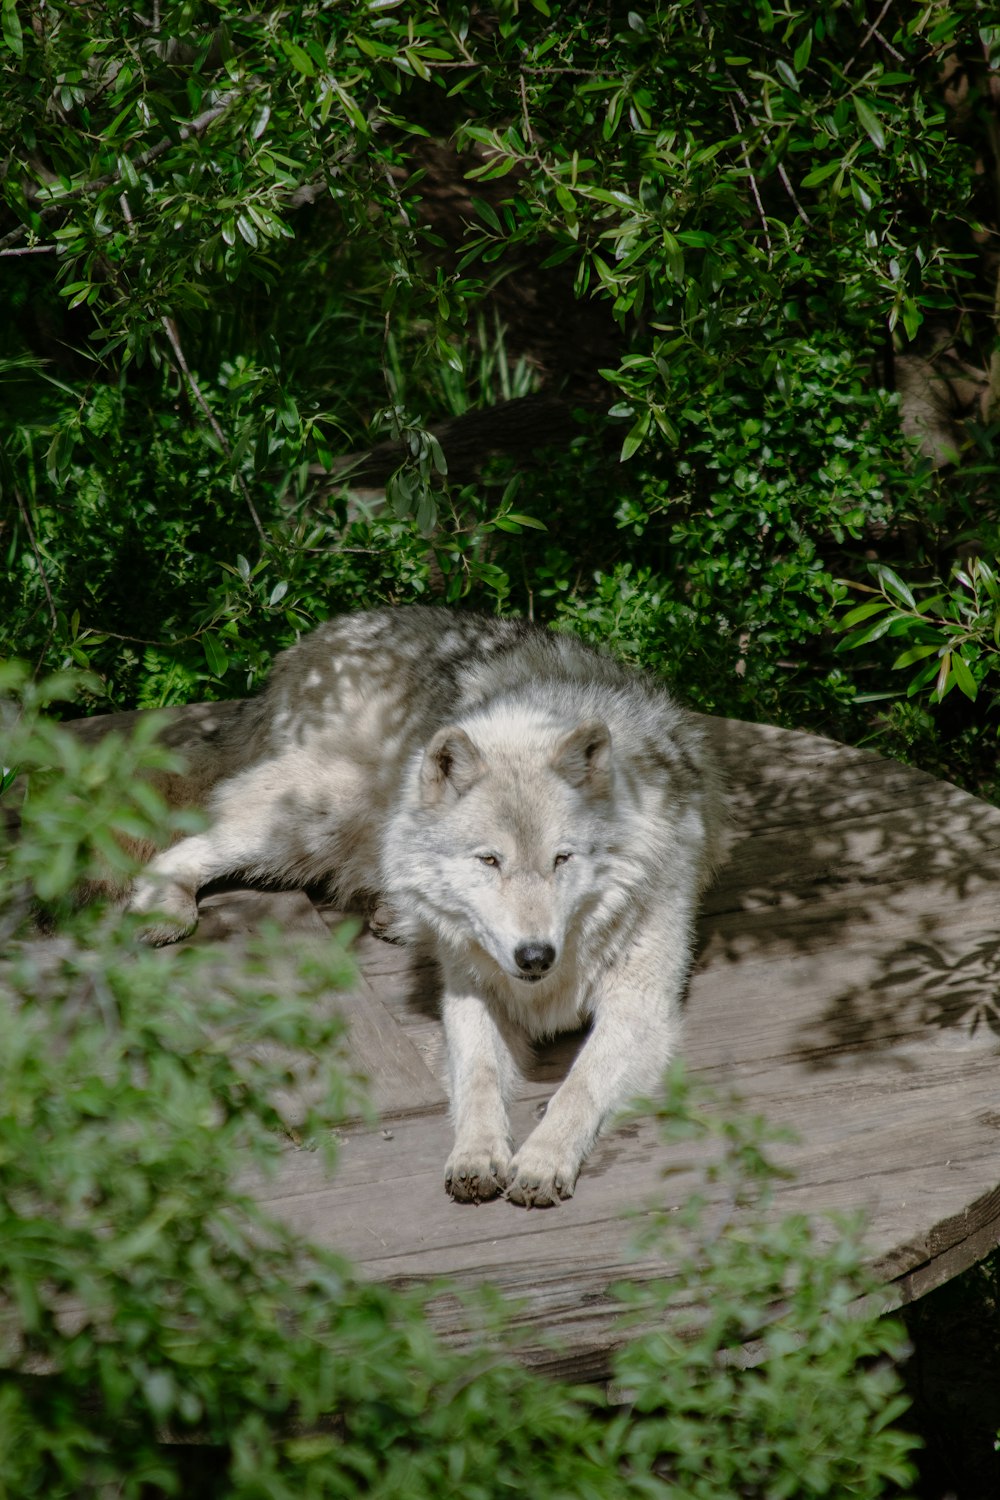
[14,487,58,631]
[694,0,810,227]
[0,244,57,257]
[79,626,205,647]
[160,315,267,545]
[379,158,411,229]
[728,72,811,226]
[845,0,897,74]
[774,161,811,226]
[870,26,906,64]
[728,97,773,265]
[519,72,536,147]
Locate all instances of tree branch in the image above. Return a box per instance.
[0,92,239,251]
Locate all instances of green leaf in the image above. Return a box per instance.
[874,565,916,609]
[504,512,547,531]
[840,600,892,630]
[853,97,885,150]
[775,59,799,91]
[2,0,22,57]
[465,155,517,181]
[118,154,140,191]
[907,660,941,697]
[901,298,923,341]
[334,84,368,135]
[280,38,316,76]
[581,186,641,210]
[891,644,940,670]
[554,184,576,216]
[620,410,651,462]
[951,653,978,701]
[427,433,448,476]
[793,30,813,73]
[836,611,906,650]
[201,633,229,677]
[800,160,843,188]
[472,196,502,233]
[933,652,953,699]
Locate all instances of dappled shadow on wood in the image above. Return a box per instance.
[792,930,1000,1069]
[698,716,1000,992]
[694,718,1000,1076]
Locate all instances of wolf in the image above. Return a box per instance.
[129,606,722,1207]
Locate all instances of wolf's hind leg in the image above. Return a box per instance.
[128,829,244,944]
[129,752,326,943]
[129,780,290,942]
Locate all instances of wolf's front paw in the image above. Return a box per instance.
[444,1141,511,1204]
[505,1142,579,1208]
[128,879,199,946]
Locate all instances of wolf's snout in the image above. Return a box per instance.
[514,940,556,976]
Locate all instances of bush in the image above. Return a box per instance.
[4,0,1000,783]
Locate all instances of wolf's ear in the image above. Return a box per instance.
[552,719,612,792]
[420,726,485,806]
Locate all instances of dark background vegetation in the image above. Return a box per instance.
[3,1,1000,1494]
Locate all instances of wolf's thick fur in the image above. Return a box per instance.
[130,606,722,1207]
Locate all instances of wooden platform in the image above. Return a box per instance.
[71,709,1000,1379]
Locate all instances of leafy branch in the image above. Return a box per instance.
[838,559,1000,705]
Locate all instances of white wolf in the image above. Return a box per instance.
[130,606,722,1207]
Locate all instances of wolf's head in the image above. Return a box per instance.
[382,712,628,1021]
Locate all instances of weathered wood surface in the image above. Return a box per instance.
[68,707,1000,1379]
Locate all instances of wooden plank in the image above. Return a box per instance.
[58,702,1000,1379]
[191,889,446,1118]
[243,1073,1000,1287]
[235,1077,1000,1376]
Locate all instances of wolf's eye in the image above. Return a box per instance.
[477,853,501,868]
[553,852,572,868]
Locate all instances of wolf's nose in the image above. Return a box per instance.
[514,941,556,975]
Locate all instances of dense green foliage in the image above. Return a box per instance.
[0,689,917,1497]
[2,0,999,787]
